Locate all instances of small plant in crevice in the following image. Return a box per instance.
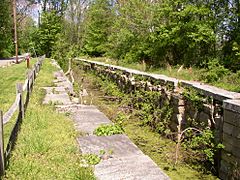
[93,124,124,136]
[182,87,205,111]
[64,112,71,117]
[83,154,101,165]
[99,149,114,160]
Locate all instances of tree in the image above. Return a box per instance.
[82,0,114,56]
[18,17,37,54]
[41,0,68,15]
[0,0,14,57]
[107,0,216,67]
[35,11,62,57]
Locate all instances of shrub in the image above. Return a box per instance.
[201,59,230,83]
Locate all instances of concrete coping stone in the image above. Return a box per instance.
[181,80,240,102]
[223,99,240,113]
[77,58,179,86]
[76,58,240,101]
[150,74,179,87]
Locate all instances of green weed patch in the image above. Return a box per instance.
[94,124,124,136]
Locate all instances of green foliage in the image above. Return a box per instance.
[96,76,125,98]
[52,35,78,71]
[183,87,205,111]
[4,0,240,74]
[107,0,216,66]
[201,59,230,83]
[18,17,37,55]
[93,124,124,136]
[0,0,13,57]
[154,106,173,135]
[84,154,101,165]
[131,90,172,135]
[114,112,129,127]
[35,11,62,57]
[82,0,114,56]
[183,129,224,165]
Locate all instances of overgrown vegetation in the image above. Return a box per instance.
[182,128,224,166]
[72,64,219,179]
[4,60,95,179]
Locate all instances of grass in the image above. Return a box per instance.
[0,59,37,113]
[72,65,219,180]
[4,59,95,179]
[78,56,240,92]
[0,59,38,150]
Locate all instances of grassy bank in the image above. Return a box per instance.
[0,59,37,113]
[78,56,240,92]
[72,65,218,180]
[0,59,38,149]
[4,59,95,179]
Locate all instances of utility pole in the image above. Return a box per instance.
[13,0,18,64]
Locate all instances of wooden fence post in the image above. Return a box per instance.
[0,110,5,176]
[32,67,35,80]
[28,71,32,92]
[16,83,24,119]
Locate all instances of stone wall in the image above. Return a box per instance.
[75,58,240,179]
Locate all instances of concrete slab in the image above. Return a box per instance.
[43,93,72,105]
[68,105,112,134]
[78,134,143,157]
[43,86,66,93]
[55,81,74,94]
[78,135,170,180]
[95,155,169,180]
[54,71,64,78]
[53,76,67,83]
[54,86,66,93]
[42,87,54,94]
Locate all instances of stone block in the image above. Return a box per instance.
[222,150,240,165]
[219,160,232,180]
[223,122,240,139]
[223,141,240,159]
[195,83,240,102]
[224,109,240,127]
[223,122,235,136]
[224,100,240,113]
[197,111,210,124]
[223,133,240,148]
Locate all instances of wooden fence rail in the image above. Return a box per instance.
[0,56,45,176]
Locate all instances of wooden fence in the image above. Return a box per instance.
[0,56,45,176]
